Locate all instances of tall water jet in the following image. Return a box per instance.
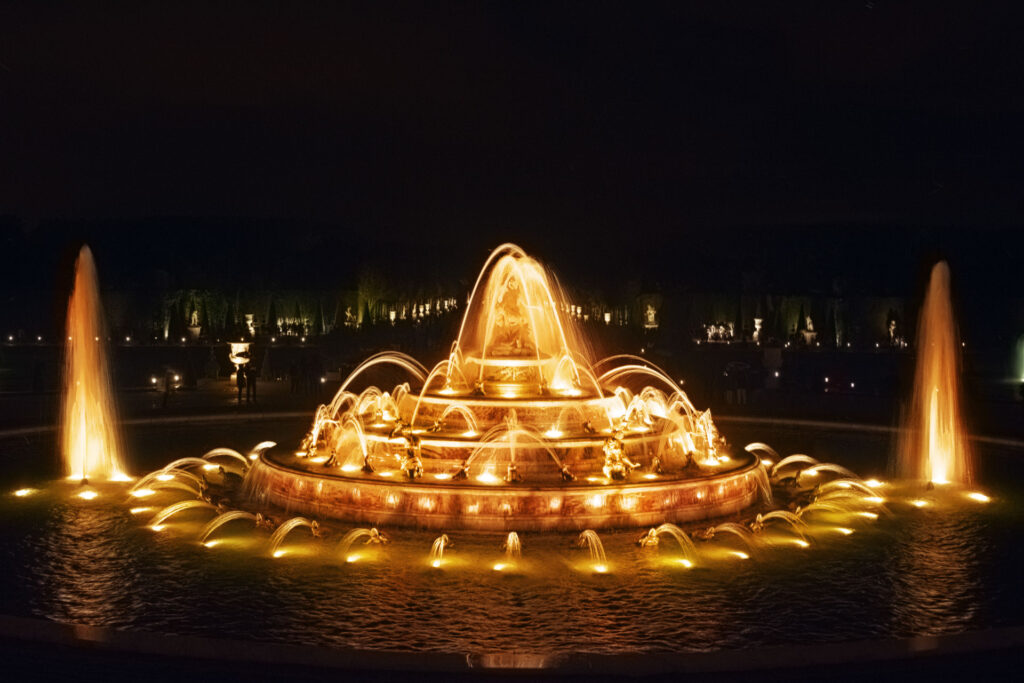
[61,246,128,482]
[899,262,972,485]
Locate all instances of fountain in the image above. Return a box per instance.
[61,246,129,482]
[898,261,972,486]
[243,244,767,530]
[0,241,1015,674]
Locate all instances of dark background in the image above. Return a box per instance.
[1,1,1022,319]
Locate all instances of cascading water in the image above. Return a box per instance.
[899,261,972,485]
[61,246,129,482]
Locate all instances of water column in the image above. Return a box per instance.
[62,246,129,481]
[899,261,972,485]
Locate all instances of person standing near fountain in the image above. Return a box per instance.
[162,368,174,408]
[236,363,246,405]
[246,363,258,404]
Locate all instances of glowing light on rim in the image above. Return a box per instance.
[476,470,501,485]
[77,490,98,500]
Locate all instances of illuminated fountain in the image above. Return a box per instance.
[898,261,972,486]
[5,242,1013,666]
[244,244,769,530]
[61,246,129,482]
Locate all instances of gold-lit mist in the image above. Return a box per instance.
[61,246,129,482]
[899,261,971,485]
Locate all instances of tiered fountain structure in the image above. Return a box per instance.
[245,244,767,530]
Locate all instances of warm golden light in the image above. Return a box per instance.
[77,489,98,500]
[61,247,128,482]
[911,499,928,509]
[900,262,972,485]
[476,470,501,485]
[14,488,36,497]
[966,491,990,503]
[130,488,155,498]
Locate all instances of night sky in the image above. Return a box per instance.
[2,2,1022,293]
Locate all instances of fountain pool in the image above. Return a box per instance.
[1,417,1021,660]
[1,247,1020,677]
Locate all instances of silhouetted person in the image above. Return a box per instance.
[235,365,246,404]
[163,368,174,408]
[246,364,257,404]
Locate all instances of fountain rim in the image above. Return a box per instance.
[259,447,761,493]
[1,608,1020,679]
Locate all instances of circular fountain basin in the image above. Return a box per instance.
[2,415,1023,672]
[248,450,763,531]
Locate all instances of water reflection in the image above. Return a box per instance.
[888,506,984,636]
[34,499,141,626]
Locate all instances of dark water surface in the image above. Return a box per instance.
[1,418,1021,656]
